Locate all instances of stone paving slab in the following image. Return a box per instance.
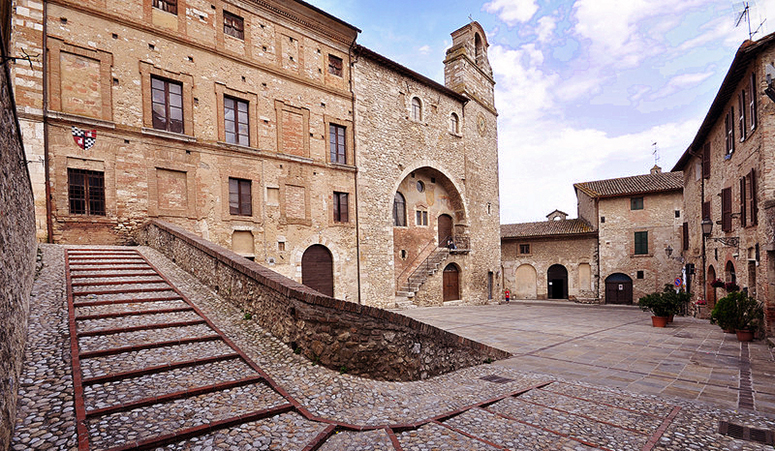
[12,245,775,450]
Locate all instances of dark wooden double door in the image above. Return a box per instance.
[605,273,633,304]
[301,245,334,297]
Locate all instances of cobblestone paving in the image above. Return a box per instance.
[12,245,775,450]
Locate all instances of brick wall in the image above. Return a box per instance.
[137,220,510,381]
[0,32,37,449]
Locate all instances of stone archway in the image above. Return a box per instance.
[515,264,537,299]
[707,265,717,307]
[301,244,334,297]
[443,263,460,302]
[547,264,568,299]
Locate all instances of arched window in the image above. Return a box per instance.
[411,97,422,121]
[474,33,483,64]
[393,192,406,226]
[449,113,459,134]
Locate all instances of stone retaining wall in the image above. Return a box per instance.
[137,220,510,381]
[0,30,37,450]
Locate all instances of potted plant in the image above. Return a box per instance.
[661,285,690,322]
[724,281,740,292]
[710,278,724,288]
[638,285,681,327]
[710,292,739,333]
[734,294,764,342]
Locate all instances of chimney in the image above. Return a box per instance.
[650,165,662,175]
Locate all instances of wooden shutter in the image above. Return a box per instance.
[702,143,710,179]
[750,73,757,131]
[682,222,689,251]
[239,179,251,216]
[749,169,757,225]
[339,193,348,223]
[738,90,746,140]
[702,201,710,221]
[721,187,732,232]
[740,177,747,227]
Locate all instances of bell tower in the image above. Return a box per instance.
[443,21,495,111]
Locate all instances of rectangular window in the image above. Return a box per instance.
[151,76,184,134]
[634,231,648,255]
[68,168,105,216]
[153,0,177,14]
[725,108,735,154]
[630,197,643,210]
[702,201,711,221]
[750,72,757,131]
[487,271,494,300]
[702,142,710,179]
[682,222,689,251]
[637,270,644,279]
[721,187,732,232]
[328,54,343,77]
[223,11,244,40]
[224,96,249,146]
[740,177,747,228]
[738,89,747,141]
[229,177,252,216]
[278,241,286,251]
[748,169,757,225]
[519,244,530,254]
[416,210,428,226]
[329,124,346,164]
[333,192,348,223]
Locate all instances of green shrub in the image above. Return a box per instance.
[710,292,740,331]
[638,284,687,317]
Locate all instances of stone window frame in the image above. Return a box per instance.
[147,163,198,219]
[328,54,343,77]
[633,230,649,256]
[222,168,261,222]
[274,100,311,158]
[152,0,177,14]
[279,181,311,226]
[415,207,429,227]
[630,197,644,210]
[61,157,113,221]
[228,177,252,217]
[449,112,461,135]
[47,38,114,122]
[332,191,349,224]
[215,83,258,148]
[67,168,106,216]
[140,61,194,138]
[223,10,245,40]
[518,243,531,255]
[411,96,423,122]
[324,115,353,166]
[144,0,187,34]
[393,192,407,227]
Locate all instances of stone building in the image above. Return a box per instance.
[501,167,684,304]
[501,210,597,301]
[10,0,500,308]
[672,32,775,335]
[575,167,685,304]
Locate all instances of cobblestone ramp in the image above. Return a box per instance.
[58,247,758,451]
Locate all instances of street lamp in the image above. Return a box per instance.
[701,218,713,236]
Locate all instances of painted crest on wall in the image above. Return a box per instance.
[72,126,96,151]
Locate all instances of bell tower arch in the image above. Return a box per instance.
[443,21,495,110]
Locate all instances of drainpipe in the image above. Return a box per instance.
[42,1,52,242]
[349,37,361,304]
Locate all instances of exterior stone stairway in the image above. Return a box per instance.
[395,247,450,308]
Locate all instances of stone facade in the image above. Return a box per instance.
[673,33,775,336]
[138,220,510,381]
[502,168,684,304]
[10,1,501,307]
[0,9,37,448]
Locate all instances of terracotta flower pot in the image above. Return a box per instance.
[736,329,754,342]
[651,316,669,327]
[723,329,736,334]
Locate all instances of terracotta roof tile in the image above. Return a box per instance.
[574,171,682,198]
[501,218,595,238]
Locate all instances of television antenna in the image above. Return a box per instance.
[652,142,660,166]
[734,1,766,40]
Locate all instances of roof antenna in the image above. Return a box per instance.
[652,142,660,166]
[734,1,766,40]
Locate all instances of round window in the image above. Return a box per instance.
[416,181,425,192]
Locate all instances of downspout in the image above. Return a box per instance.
[43,0,52,242]
[701,162,707,302]
[349,37,361,304]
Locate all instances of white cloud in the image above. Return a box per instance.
[651,71,715,99]
[417,45,431,55]
[536,16,557,43]
[483,0,539,26]
[490,44,557,121]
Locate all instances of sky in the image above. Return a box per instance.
[306,0,773,224]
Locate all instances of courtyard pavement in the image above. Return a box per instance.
[11,244,775,450]
[403,301,775,416]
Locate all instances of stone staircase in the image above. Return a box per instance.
[394,247,450,308]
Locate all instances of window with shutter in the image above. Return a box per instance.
[151,76,184,134]
[740,177,747,227]
[328,55,343,77]
[702,142,710,179]
[68,168,106,216]
[329,124,346,164]
[224,11,244,40]
[634,231,648,255]
[229,177,252,216]
[333,192,348,223]
[725,109,734,154]
[153,0,177,14]
[750,73,757,131]
[738,90,747,141]
[682,222,689,251]
[748,169,757,225]
[721,187,732,232]
[224,96,249,146]
[393,192,406,226]
[702,201,711,221]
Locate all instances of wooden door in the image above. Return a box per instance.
[438,214,453,245]
[443,264,459,301]
[301,245,334,297]
[604,274,632,304]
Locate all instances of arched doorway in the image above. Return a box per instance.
[725,260,736,284]
[605,273,633,304]
[443,263,460,302]
[301,245,334,297]
[438,214,453,245]
[547,264,568,299]
[707,265,717,307]
[515,264,537,299]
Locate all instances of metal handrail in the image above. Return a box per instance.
[404,246,448,290]
[395,237,437,288]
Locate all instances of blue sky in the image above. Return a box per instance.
[307,0,773,223]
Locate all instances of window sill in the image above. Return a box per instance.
[275,152,313,164]
[328,162,356,171]
[631,253,653,258]
[142,127,197,143]
[448,131,463,138]
[60,215,114,223]
[217,141,258,153]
